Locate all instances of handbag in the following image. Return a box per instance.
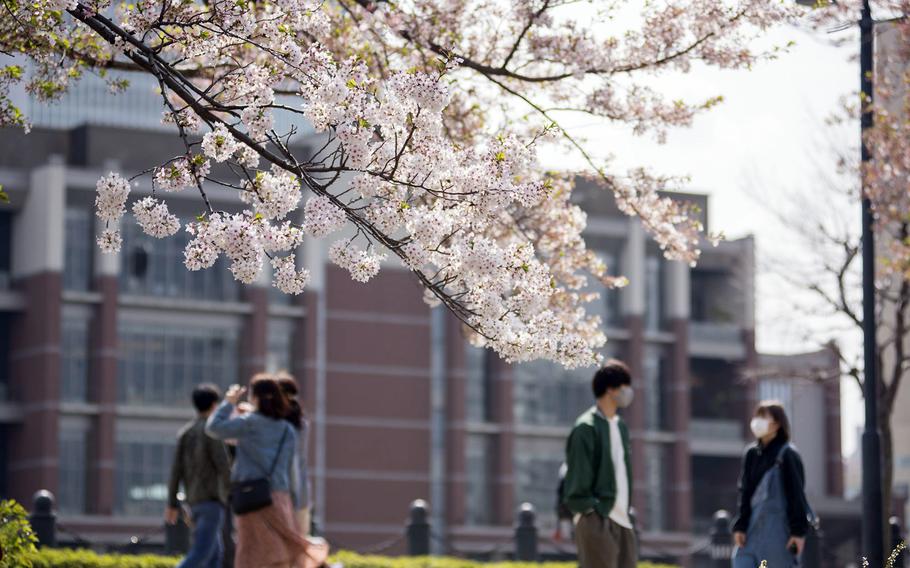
[230,424,290,515]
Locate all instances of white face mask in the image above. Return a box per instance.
[750,417,771,439]
[613,386,635,408]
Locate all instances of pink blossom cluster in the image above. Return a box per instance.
[132,197,181,238]
[1,0,818,366]
[271,254,310,295]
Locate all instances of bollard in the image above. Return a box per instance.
[165,507,190,555]
[709,510,733,568]
[515,502,538,562]
[406,499,431,556]
[29,490,57,548]
[891,517,906,568]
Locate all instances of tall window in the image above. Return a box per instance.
[513,437,565,527]
[465,433,496,525]
[61,315,90,402]
[465,345,494,424]
[0,211,11,289]
[644,443,668,532]
[645,255,664,331]
[118,324,239,406]
[587,240,623,328]
[513,360,599,427]
[120,220,240,301]
[58,428,87,514]
[115,437,175,516]
[602,250,623,327]
[64,207,93,291]
[643,345,669,431]
[266,319,294,373]
[0,315,10,400]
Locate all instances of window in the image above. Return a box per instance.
[759,380,794,418]
[64,207,93,291]
[0,315,10,400]
[115,437,175,516]
[118,324,239,406]
[513,437,565,528]
[690,358,743,420]
[643,345,669,431]
[465,345,494,423]
[513,359,604,427]
[588,241,623,327]
[602,250,623,327]
[61,315,90,403]
[645,256,664,331]
[692,456,741,533]
[266,319,294,373]
[465,433,496,525]
[690,268,738,324]
[644,443,668,532]
[120,220,240,302]
[58,428,87,514]
[0,211,11,289]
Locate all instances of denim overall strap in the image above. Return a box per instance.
[732,444,797,568]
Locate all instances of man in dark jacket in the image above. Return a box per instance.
[563,359,636,568]
[166,384,232,568]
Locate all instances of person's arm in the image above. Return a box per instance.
[563,425,597,515]
[205,399,253,440]
[165,432,184,523]
[732,449,754,535]
[782,448,810,537]
[207,431,233,498]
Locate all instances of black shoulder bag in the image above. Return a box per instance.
[230,425,290,515]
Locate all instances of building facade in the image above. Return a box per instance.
[0,73,848,565]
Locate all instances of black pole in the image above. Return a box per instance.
[859,1,884,567]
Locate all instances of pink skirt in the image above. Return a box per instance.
[235,491,315,568]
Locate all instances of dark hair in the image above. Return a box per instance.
[592,359,632,399]
[276,371,304,430]
[250,373,289,420]
[756,400,791,442]
[192,383,221,413]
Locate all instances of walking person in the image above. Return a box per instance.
[732,401,814,568]
[166,384,232,568]
[562,359,637,568]
[206,374,325,568]
[276,372,312,536]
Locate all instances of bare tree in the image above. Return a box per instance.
[755,126,910,525]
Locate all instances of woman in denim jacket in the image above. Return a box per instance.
[207,374,310,568]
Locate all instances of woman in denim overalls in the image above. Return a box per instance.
[732,401,813,568]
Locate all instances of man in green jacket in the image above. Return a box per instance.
[563,359,636,568]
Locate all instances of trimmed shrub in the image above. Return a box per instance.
[0,499,39,568]
[27,548,179,568]
[26,547,677,568]
[330,551,675,568]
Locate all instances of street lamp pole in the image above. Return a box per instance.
[795,0,884,563]
[858,1,885,566]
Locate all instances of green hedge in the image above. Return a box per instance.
[27,549,179,568]
[331,550,675,568]
[26,548,676,568]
